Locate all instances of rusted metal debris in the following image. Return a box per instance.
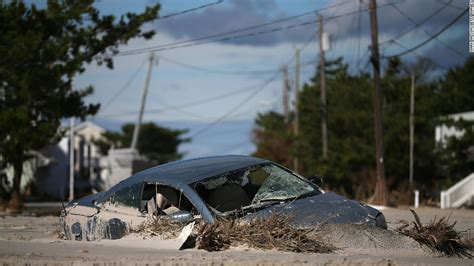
[397,209,473,258]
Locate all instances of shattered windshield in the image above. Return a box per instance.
[251,165,317,203]
[193,163,321,213]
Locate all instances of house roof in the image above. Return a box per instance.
[74,121,106,133]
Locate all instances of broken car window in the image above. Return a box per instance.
[193,163,321,213]
[110,183,143,209]
[252,165,318,203]
[141,184,194,216]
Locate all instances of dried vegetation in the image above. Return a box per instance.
[134,216,185,239]
[135,214,335,253]
[397,209,473,258]
[195,214,336,253]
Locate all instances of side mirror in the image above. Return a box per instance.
[309,174,324,186]
[169,210,193,223]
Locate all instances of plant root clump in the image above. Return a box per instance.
[195,214,337,253]
[397,209,473,258]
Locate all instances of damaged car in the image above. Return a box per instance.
[61,155,387,241]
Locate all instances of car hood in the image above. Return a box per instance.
[67,192,105,208]
[243,192,381,228]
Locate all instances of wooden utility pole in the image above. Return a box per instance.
[69,118,74,201]
[131,52,155,150]
[318,13,328,159]
[282,65,290,123]
[368,0,387,205]
[409,72,415,187]
[293,48,300,171]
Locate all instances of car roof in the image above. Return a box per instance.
[103,155,269,198]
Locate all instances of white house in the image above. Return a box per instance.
[35,121,107,200]
[435,111,474,147]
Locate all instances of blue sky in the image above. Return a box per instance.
[72,0,470,158]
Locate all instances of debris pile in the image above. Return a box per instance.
[397,209,473,258]
[195,214,336,253]
[134,216,185,239]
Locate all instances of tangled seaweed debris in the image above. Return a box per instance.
[195,214,336,253]
[134,216,185,239]
[397,209,473,258]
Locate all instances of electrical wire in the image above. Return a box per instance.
[116,2,394,56]
[158,32,316,76]
[185,31,318,138]
[188,72,279,139]
[379,0,452,46]
[156,0,223,21]
[100,58,147,112]
[435,0,465,11]
[159,55,277,75]
[116,1,351,56]
[98,83,259,117]
[388,40,449,70]
[389,3,465,59]
[384,7,468,58]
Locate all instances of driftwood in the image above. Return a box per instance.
[397,209,473,258]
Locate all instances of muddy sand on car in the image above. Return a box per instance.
[0,207,473,265]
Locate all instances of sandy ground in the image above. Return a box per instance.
[0,206,473,265]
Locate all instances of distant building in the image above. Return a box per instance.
[435,111,474,147]
[3,120,153,201]
[3,121,107,200]
[102,148,141,189]
[35,121,106,200]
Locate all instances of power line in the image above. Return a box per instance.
[384,7,468,58]
[117,2,394,56]
[98,83,259,117]
[435,0,465,11]
[159,55,277,75]
[380,0,452,46]
[389,3,465,59]
[105,34,314,120]
[116,1,351,56]
[158,32,316,76]
[186,31,318,138]
[189,73,279,139]
[100,58,147,112]
[389,40,449,70]
[156,0,223,21]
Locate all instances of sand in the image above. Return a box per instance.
[0,206,472,265]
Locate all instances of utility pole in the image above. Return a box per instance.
[318,13,328,159]
[368,0,387,205]
[409,71,415,187]
[282,65,290,124]
[69,118,74,202]
[131,52,155,150]
[293,48,300,171]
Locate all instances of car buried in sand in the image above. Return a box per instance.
[60,155,387,241]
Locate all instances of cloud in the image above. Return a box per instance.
[154,0,314,46]
[150,0,468,69]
